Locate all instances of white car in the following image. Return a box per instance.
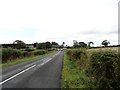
[60,49,63,51]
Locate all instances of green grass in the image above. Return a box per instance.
[61,51,89,88]
[0,51,56,68]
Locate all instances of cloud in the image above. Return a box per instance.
[108,30,118,34]
[0,0,119,46]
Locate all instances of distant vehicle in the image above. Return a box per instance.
[60,49,63,51]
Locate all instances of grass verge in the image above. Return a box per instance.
[0,51,56,68]
[61,50,89,88]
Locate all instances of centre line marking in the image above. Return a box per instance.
[0,65,36,85]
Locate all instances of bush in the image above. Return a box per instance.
[65,49,120,88]
[72,50,83,60]
[2,48,22,63]
[47,49,55,52]
[34,50,46,55]
[66,49,85,61]
[2,48,49,63]
[2,48,34,63]
[66,50,72,55]
[25,48,34,52]
[13,50,22,58]
[87,50,120,88]
[22,51,33,57]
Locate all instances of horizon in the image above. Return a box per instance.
[1,40,119,47]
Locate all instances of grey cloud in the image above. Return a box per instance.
[77,30,103,35]
[108,30,118,34]
[77,29,118,35]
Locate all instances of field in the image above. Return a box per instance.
[62,47,120,88]
[88,47,119,53]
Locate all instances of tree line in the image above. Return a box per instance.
[73,40,111,48]
[2,39,113,49]
[2,40,64,49]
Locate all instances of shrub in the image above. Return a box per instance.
[66,49,85,61]
[25,48,34,52]
[47,49,54,52]
[65,49,120,88]
[12,50,22,59]
[2,48,49,63]
[72,50,83,60]
[22,51,33,57]
[66,50,72,55]
[87,50,120,88]
[2,48,22,63]
[34,50,46,55]
[2,48,34,63]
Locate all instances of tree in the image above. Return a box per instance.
[51,42,59,48]
[37,43,44,49]
[51,42,59,46]
[61,42,65,48]
[73,40,79,48]
[46,41,52,49]
[78,42,87,47]
[34,42,38,47]
[37,42,52,49]
[13,40,26,49]
[88,41,94,47]
[66,45,68,47]
[101,40,110,47]
[62,42,65,46]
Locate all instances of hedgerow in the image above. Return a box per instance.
[64,48,120,88]
[33,50,46,55]
[87,50,120,88]
[2,48,48,63]
[2,48,22,63]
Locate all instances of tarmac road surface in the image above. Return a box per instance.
[1,51,64,88]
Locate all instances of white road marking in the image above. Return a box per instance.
[1,68,22,78]
[38,63,44,67]
[0,52,60,85]
[37,58,52,67]
[0,65,36,85]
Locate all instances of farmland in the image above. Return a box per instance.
[62,47,120,88]
[88,47,119,53]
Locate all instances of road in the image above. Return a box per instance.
[1,51,64,88]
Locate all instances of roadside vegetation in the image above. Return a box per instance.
[1,40,62,67]
[62,48,89,88]
[1,48,55,67]
[62,47,120,88]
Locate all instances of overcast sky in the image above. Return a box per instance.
[0,0,119,46]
